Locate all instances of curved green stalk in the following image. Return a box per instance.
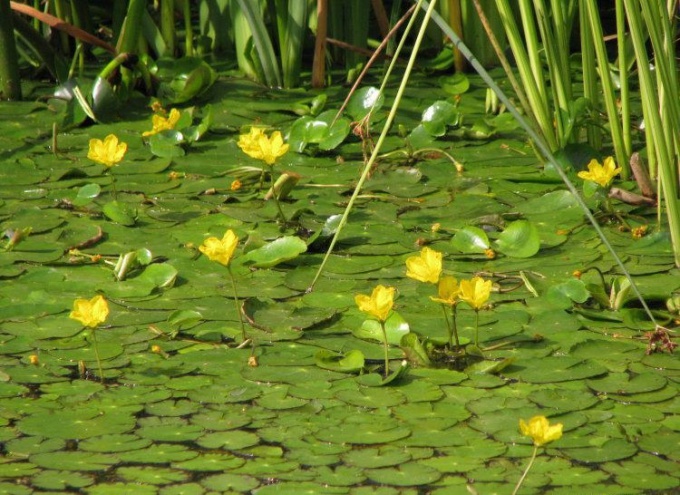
[424,2,657,324]
[308,0,431,291]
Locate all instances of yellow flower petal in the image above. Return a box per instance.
[519,415,563,447]
[142,108,181,137]
[430,276,460,305]
[458,276,492,310]
[88,134,127,167]
[69,295,109,328]
[199,229,239,266]
[238,128,288,165]
[355,285,395,322]
[405,247,442,284]
[577,156,621,187]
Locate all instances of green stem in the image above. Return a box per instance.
[269,169,287,223]
[425,2,658,325]
[227,265,246,342]
[89,328,105,383]
[474,309,479,347]
[441,304,452,347]
[512,445,539,495]
[0,0,22,100]
[308,0,432,291]
[380,320,389,378]
[108,170,117,200]
[451,303,460,350]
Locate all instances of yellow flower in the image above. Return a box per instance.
[238,127,289,166]
[199,229,239,266]
[577,157,622,187]
[355,285,395,322]
[142,108,181,137]
[230,179,243,191]
[405,247,442,284]
[87,134,127,168]
[519,415,563,447]
[70,295,109,328]
[430,276,460,305]
[459,276,492,310]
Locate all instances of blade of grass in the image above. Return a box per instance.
[425,0,658,323]
[308,0,431,291]
[583,0,628,177]
[235,0,282,87]
[627,0,680,266]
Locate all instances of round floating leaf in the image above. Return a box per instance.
[315,423,411,445]
[615,473,679,491]
[346,86,384,120]
[451,226,490,253]
[173,453,245,472]
[31,469,94,490]
[495,220,540,258]
[252,481,349,494]
[439,73,470,95]
[30,452,119,471]
[117,444,198,463]
[562,439,638,463]
[137,263,178,289]
[243,236,307,268]
[366,462,442,486]
[201,473,260,492]
[637,430,680,461]
[102,200,137,226]
[587,372,667,395]
[421,100,460,137]
[18,409,136,439]
[335,387,406,409]
[315,349,365,373]
[503,357,607,383]
[79,434,151,453]
[354,311,410,345]
[117,466,188,485]
[197,430,260,450]
[528,388,599,413]
[73,183,101,206]
[342,446,412,469]
[547,279,591,309]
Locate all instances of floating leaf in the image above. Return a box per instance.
[315,349,365,373]
[495,219,540,258]
[451,226,491,253]
[243,236,307,268]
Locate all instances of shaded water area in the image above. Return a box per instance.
[0,74,679,494]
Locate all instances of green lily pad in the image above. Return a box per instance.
[365,462,442,486]
[451,226,490,253]
[315,349,365,373]
[354,311,410,345]
[495,219,540,258]
[30,452,119,471]
[243,236,307,268]
[562,438,638,463]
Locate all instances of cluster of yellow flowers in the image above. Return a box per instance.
[406,247,492,311]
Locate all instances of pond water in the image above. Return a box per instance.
[0,74,678,494]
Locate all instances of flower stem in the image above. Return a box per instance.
[90,328,105,383]
[474,309,480,347]
[451,303,460,350]
[512,445,539,495]
[227,265,246,342]
[379,320,389,378]
[109,171,117,200]
[269,172,287,223]
[441,304,452,347]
